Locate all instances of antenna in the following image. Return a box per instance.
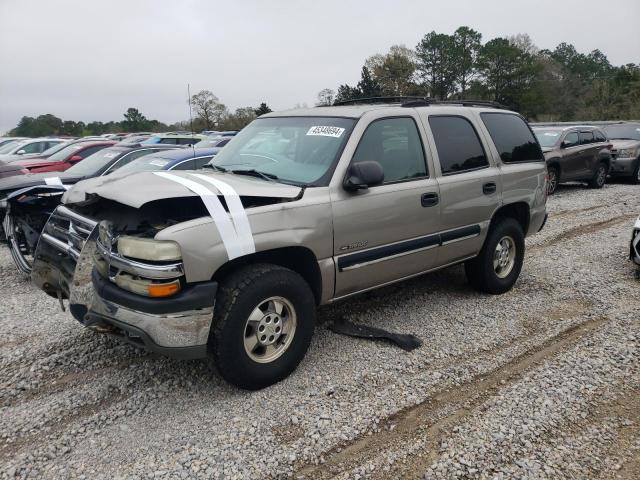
[187,83,196,156]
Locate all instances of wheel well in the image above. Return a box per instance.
[212,247,323,305]
[547,160,560,174]
[491,202,530,235]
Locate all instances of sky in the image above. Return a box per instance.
[1,0,639,134]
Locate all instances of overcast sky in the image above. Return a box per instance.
[1,0,639,134]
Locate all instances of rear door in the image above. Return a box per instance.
[421,112,501,263]
[578,130,597,177]
[331,114,441,298]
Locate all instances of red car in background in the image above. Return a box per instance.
[0,141,117,178]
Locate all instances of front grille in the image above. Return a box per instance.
[41,205,98,260]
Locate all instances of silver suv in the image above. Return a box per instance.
[32,99,548,389]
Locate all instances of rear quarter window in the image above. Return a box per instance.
[481,113,544,163]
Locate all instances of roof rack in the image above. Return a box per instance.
[332,96,507,109]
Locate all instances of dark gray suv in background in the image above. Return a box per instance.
[602,122,640,183]
[532,125,612,194]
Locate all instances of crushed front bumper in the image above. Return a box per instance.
[32,205,217,359]
[610,157,638,177]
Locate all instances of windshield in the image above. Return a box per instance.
[0,140,27,154]
[210,117,356,185]
[602,124,640,140]
[47,143,85,161]
[533,129,562,147]
[66,147,123,176]
[39,141,73,157]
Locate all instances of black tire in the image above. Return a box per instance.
[464,217,525,295]
[208,263,316,390]
[547,166,559,195]
[588,162,608,189]
[631,159,640,185]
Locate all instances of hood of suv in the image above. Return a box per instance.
[63,171,303,208]
[610,139,640,150]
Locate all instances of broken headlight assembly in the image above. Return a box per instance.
[117,236,182,262]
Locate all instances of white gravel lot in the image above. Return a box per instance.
[1,182,639,479]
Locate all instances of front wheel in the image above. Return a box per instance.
[465,217,525,294]
[208,264,316,390]
[588,162,608,189]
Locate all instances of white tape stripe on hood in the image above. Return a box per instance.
[44,177,69,189]
[153,172,249,260]
[189,173,255,256]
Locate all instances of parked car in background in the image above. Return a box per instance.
[0,137,27,148]
[119,134,153,144]
[0,143,181,273]
[0,141,117,178]
[0,138,66,160]
[194,137,232,149]
[532,125,612,194]
[0,137,100,163]
[601,122,640,183]
[143,133,207,146]
[32,100,548,389]
[202,130,239,137]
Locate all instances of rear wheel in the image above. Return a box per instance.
[547,166,559,195]
[465,217,525,294]
[208,264,316,390]
[588,162,608,189]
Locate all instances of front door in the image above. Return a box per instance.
[559,130,583,180]
[331,116,441,298]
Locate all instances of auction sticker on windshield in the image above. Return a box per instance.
[307,126,345,138]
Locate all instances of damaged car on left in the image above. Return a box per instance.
[631,215,640,270]
[0,143,181,273]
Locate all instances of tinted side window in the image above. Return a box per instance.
[352,117,427,183]
[429,116,488,175]
[481,113,544,163]
[158,138,179,145]
[594,130,606,142]
[178,138,198,145]
[173,159,196,170]
[78,145,105,158]
[564,131,579,147]
[580,131,594,144]
[22,142,45,154]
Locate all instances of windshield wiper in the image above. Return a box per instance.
[231,169,278,182]
[202,164,228,172]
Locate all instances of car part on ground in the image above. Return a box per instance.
[329,316,422,351]
[32,100,548,389]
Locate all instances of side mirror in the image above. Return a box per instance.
[344,161,384,191]
[69,155,83,163]
[16,150,26,155]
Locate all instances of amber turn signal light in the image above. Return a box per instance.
[147,280,181,298]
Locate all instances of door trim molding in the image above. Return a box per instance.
[336,224,481,271]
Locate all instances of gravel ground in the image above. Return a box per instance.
[1,182,639,479]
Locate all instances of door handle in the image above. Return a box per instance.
[421,192,439,207]
[483,182,497,195]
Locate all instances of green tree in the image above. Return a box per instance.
[452,27,482,97]
[356,66,382,97]
[254,102,272,116]
[415,32,457,99]
[122,108,148,132]
[476,38,539,113]
[219,107,257,130]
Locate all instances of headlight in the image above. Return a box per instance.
[618,148,637,158]
[117,236,182,262]
[0,199,6,209]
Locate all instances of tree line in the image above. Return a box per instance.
[318,27,640,121]
[9,100,272,137]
